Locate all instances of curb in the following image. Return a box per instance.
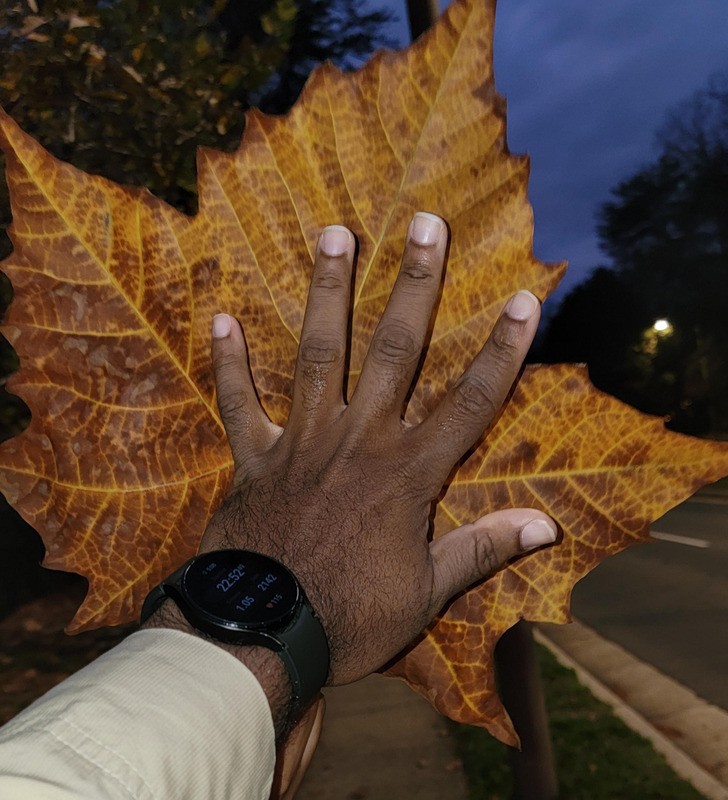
[536,620,728,800]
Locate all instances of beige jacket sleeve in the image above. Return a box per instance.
[0,628,276,799]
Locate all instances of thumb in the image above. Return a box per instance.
[428,509,558,614]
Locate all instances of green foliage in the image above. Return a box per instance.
[0,0,297,208]
[452,644,706,800]
[539,73,728,435]
[0,0,394,210]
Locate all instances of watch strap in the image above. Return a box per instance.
[275,600,330,712]
[140,560,189,624]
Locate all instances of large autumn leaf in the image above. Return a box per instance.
[2,0,728,745]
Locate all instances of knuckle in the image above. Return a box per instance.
[371,323,419,366]
[217,392,249,423]
[489,323,521,363]
[213,349,242,375]
[452,376,499,419]
[401,255,435,283]
[299,336,343,366]
[471,530,500,576]
[312,269,348,292]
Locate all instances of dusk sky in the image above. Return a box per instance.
[379,0,728,310]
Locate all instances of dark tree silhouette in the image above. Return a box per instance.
[235,0,396,115]
[536,268,647,405]
[539,73,728,436]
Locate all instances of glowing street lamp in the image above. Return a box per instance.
[652,318,673,335]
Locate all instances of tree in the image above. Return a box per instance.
[0,0,394,214]
[539,73,728,435]
[243,0,396,115]
[536,268,648,407]
[405,0,439,41]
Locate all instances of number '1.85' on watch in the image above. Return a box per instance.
[140,549,330,721]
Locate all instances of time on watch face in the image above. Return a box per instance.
[182,550,299,628]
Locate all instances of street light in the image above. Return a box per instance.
[642,318,674,356]
[652,318,673,335]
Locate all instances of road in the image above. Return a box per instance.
[570,496,728,711]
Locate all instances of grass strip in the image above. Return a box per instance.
[451,643,705,799]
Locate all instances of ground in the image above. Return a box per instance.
[0,587,131,725]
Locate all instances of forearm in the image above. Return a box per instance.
[0,629,276,800]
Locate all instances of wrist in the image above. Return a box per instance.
[142,600,293,736]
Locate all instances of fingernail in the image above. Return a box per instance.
[520,519,557,551]
[409,212,444,246]
[505,290,539,321]
[321,225,351,257]
[212,313,232,339]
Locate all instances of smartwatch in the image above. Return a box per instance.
[140,549,330,720]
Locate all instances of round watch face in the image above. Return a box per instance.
[182,550,300,629]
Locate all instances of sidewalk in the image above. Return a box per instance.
[297,621,728,800]
[297,674,468,799]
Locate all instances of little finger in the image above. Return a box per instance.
[211,313,279,471]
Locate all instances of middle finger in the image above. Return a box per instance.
[350,212,447,421]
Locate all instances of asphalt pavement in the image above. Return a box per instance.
[571,495,728,710]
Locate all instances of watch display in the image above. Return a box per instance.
[182,550,300,629]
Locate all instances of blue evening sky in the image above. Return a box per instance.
[372,0,728,308]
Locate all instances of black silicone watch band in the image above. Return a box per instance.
[274,600,330,710]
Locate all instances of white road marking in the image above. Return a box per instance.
[687,494,728,507]
[651,530,710,548]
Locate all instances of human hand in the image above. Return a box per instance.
[200,212,557,687]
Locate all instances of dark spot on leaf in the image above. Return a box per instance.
[514,439,540,465]
[191,256,221,291]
